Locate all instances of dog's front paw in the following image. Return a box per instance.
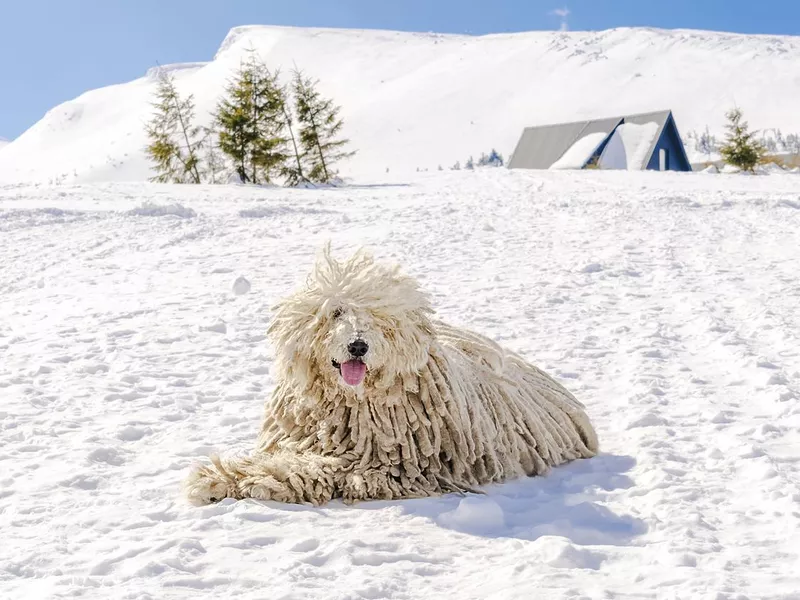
[182,458,238,506]
[237,474,296,503]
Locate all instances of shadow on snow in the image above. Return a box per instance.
[241,452,645,546]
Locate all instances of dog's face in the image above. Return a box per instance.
[269,248,434,392]
[327,306,380,387]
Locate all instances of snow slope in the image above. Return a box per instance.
[2,25,800,183]
[1,170,799,599]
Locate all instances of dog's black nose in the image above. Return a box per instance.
[348,339,369,358]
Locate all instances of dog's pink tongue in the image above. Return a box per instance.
[341,360,367,386]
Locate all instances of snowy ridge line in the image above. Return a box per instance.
[145,62,209,79]
[214,24,469,59]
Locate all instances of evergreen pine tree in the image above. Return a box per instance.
[215,68,254,183]
[477,149,504,167]
[145,70,203,184]
[775,129,785,152]
[275,75,307,186]
[292,69,355,184]
[200,126,225,184]
[215,53,289,184]
[787,133,800,156]
[250,58,290,183]
[698,126,714,158]
[720,108,765,172]
[487,148,504,167]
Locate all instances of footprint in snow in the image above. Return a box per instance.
[291,538,321,552]
[87,447,126,466]
[201,322,227,334]
[581,263,604,273]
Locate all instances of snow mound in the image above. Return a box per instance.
[128,201,197,218]
[3,25,800,182]
[232,276,251,295]
[581,263,604,273]
[437,497,506,535]
[536,538,606,570]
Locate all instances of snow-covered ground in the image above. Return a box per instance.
[1,169,799,599]
[2,25,800,183]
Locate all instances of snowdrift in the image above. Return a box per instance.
[2,25,800,182]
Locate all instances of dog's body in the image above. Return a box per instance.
[184,249,598,506]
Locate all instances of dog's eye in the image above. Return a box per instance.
[332,308,343,320]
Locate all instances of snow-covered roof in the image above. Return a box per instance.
[509,110,673,170]
[509,117,621,170]
[597,121,660,170]
[550,132,609,170]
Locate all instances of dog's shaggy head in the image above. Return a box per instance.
[268,247,434,392]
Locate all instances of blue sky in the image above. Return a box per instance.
[2,0,799,141]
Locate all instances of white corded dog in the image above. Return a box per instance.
[183,247,599,505]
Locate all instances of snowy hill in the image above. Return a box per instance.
[1,170,799,598]
[0,137,9,152]
[2,25,800,183]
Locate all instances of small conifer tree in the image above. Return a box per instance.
[215,69,254,183]
[774,129,785,151]
[145,70,203,184]
[720,108,765,172]
[249,59,291,183]
[276,75,307,186]
[215,53,289,184]
[698,126,714,158]
[292,69,355,184]
[200,126,225,184]
[477,149,504,167]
